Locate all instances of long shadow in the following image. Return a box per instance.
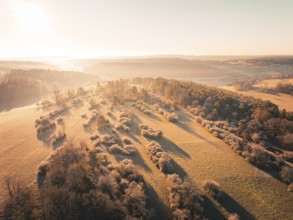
[202,195,226,220]
[171,160,188,179]
[37,128,56,145]
[52,137,66,149]
[143,182,170,220]
[176,118,221,148]
[115,121,142,144]
[148,112,163,122]
[111,143,151,173]
[71,99,84,108]
[130,114,143,136]
[129,150,152,173]
[219,191,256,220]
[156,137,190,159]
[49,107,71,120]
[126,132,142,144]
[175,120,197,135]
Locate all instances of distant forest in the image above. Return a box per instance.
[0,69,95,110]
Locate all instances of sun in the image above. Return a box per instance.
[14,2,50,33]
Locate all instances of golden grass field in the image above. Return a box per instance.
[254,78,293,88]
[222,85,293,111]
[0,94,293,219]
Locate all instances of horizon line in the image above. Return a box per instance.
[1,53,293,61]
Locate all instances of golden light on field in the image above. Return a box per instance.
[14,2,50,33]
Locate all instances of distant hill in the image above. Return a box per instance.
[0,76,49,110]
[0,69,97,110]
[76,56,293,83]
[0,60,59,72]
[7,69,97,89]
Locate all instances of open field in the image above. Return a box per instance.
[254,78,293,88]
[130,105,293,220]
[222,85,293,111]
[0,106,51,205]
[1,91,292,219]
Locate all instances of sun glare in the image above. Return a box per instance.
[14,2,50,33]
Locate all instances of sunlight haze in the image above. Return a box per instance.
[0,0,293,58]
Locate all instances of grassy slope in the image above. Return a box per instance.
[129,106,293,220]
[255,78,293,88]
[0,106,51,205]
[222,85,293,111]
[0,96,292,219]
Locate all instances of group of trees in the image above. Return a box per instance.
[145,141,173,174]
[139,124,163,139]
[274,82,293,95]
[116,110,133,132]
[7,69,94,89]
[0,76,48,108]
[166,174,204,219]
[3,141,149,220]
[130,78,293,187]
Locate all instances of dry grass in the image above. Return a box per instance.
[131,105,293,220]
[222,85,293,111]
[255,78,293,88]
[1,91,292,219]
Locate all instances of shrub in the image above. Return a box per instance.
[202,180,222,199]
[119,117,132,126]
[101,134,117,146]
[280,166,293,183]
[89,98,99,110]
[81,113,87,119]
[97,115,110,129]
[139,124,163,139]
[243,145,281,171]
[35,117,56,134]
[3,180,37,220]
[164,112,179,122]
[134,102,151,115]
[109,144,126,154]
[90,134,99,141]
[116,110,132,132]
[109,144,136,156]
[145,141,173,173]
[15,142,150,220]
[124,145,137,155]
[166,174,203,219]
[56,117,64,125]
[280,152,293,163]
[116,123,130,132]
[122,137,132,144]
[51,129,66,146]
[228,213,240,220]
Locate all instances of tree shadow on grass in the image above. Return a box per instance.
[112,150,151,173]
[148,112,163,122]
[49,107,71,120]
[37,128,56,146]
[171,160,188,179]
[202,195,226,220]
[156,137,190,159]
[175,118,222,149]
[52,136,66,149]
[219,191,256,220]
[143,182,170,220]
[175,120,197,135]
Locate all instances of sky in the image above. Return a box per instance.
[0,0,293,58]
